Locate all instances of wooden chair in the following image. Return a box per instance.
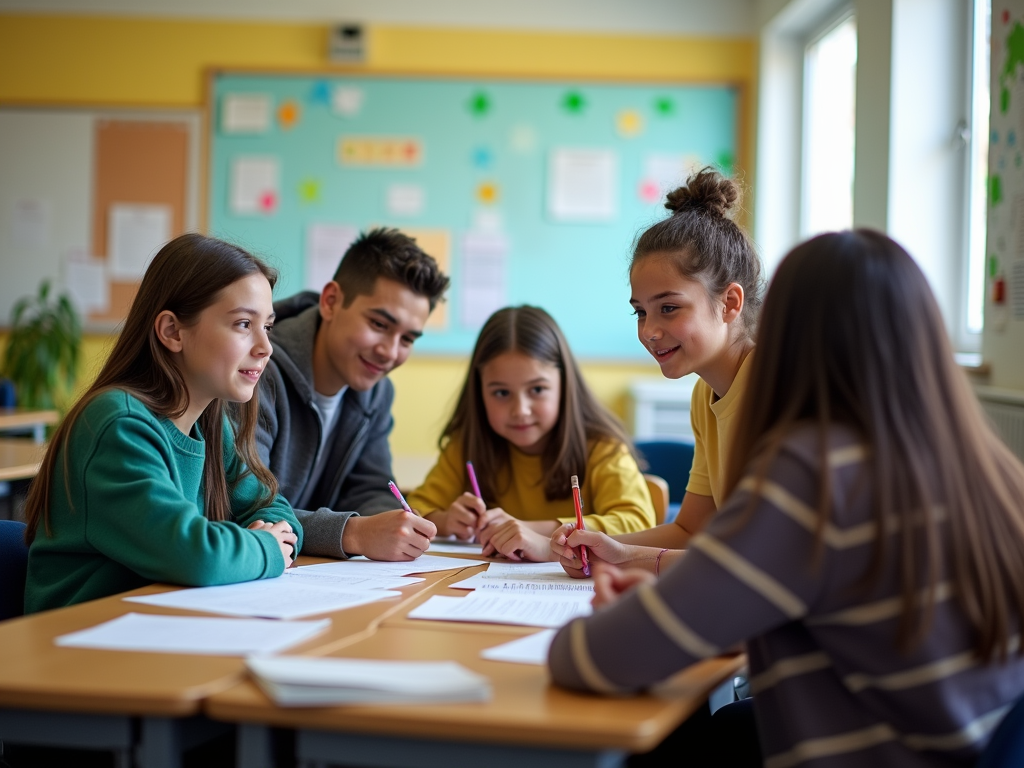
[644,474,669,526]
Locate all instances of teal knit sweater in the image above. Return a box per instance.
[25,389,302,613]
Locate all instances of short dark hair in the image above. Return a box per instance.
[333,228,450,310]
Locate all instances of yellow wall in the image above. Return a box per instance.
[0,13,753,456]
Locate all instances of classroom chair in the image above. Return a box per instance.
[0,520,28,620]
[644,474,669,526]
[635,439,695,523]
[975,693,1024,767]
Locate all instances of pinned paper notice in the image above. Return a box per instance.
[230,157,280,215]
[386,184,425,217]
[65,259,108,314]
[222,94,272,134]
[11,199,51,251]
[108,204,171,280]
[306,223,358,291]
[461,231,508,328]
[548,148,618,222]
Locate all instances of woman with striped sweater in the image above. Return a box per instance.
[549,230,1024,767]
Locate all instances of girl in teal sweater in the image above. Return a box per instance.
[24,234,302,613]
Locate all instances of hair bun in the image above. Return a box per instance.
[665,167,739,218]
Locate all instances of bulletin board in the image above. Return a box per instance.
[0,106,202,330]
[208,71,740,359]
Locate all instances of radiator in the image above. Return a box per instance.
[975,386,1024,462]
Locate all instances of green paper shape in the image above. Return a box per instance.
[468,92,491,117]
[562,91,585,114]
[298,178,321,204]
[991,174,1003,206]
[715,151,735,175]
[654,97,675,116]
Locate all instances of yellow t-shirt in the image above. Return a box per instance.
[686,351,755,507]
[406,437,656,535]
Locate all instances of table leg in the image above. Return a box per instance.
[238,724,275,768]
[0,708,133,764]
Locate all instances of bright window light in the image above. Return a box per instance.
[802,15,857,236]
[966,0,990,335]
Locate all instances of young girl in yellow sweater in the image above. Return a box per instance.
[406,305,655,561]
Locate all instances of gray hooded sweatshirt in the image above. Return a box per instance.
[256,292,397,558]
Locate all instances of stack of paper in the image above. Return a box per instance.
[427,537,485,555]
[247,656,491,706]
[56,613,330,655]
[408,591,591,629]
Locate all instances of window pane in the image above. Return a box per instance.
[966,0,990,335]
[803,16,857,236]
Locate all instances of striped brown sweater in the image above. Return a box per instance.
[548,424,1024,767]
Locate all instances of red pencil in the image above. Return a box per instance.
[570,474,590,577]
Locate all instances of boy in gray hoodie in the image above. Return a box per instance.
[257,228,450,559]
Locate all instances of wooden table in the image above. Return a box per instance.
[0,438,46,481]
[0,407,59,443]
[0,556,481,768]
[207,564,745,768]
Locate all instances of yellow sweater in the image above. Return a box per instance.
[687,351,755,507]
[407,438,656,535]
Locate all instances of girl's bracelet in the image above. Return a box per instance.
[654,548,669,576]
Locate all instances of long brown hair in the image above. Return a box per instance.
[442,306,634,501]
[725,229,1024,661]
[632,167,764,340]
[25,233,280,543]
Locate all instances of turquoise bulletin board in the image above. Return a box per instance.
[208,72,739,359]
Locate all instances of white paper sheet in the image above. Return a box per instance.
[124,580,400,620]
[297,554,487,578]
[230,156,280,215]
[281,567,423,591]
[11,198,51,251]
[480,629,556,665]
[386,183,425,216]
[248,656,490,706]
[64,258,108,314]
[222,93,272,134]
[460,231,508,328]
[451,561,594,594]
[107,203,171,279]
[305,223,358,290]
[56,613,329,655]
[408,591,592,629]
[548,148,618,222]
[427,539,485,555]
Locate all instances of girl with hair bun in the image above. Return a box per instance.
[552,167,764,576]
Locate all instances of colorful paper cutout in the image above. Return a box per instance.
[715,150,735,175]
[339,137,423,166]
[468,92,491,117]
[638,180,661,204]
[509,124,537,154]
[654,97,675,116]
[472,146,493,169]
[332,86,364,117]
[298,178,322,204]
[476,182,499,205]
[259,191,277,213]
[616,110,643,138]
[278,101,301,130]
[562,91,586,114]
[309,81,331,105]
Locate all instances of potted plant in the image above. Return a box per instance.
[1,280,81,411]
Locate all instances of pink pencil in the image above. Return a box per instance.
[466,461,483,499]
[388,480,413,513]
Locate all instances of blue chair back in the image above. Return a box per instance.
[0,520,29,620]
[635,440,695,505]
[976,694,1024,767]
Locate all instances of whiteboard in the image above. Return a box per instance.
[0,107,201,330]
